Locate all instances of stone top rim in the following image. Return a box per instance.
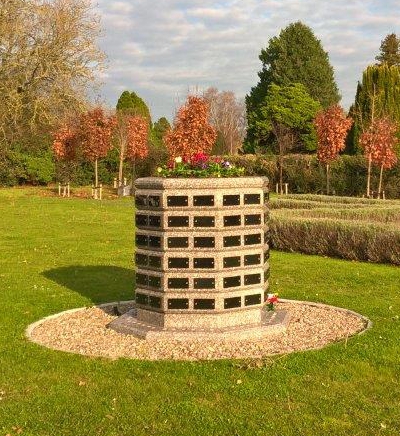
[135,176,269,190]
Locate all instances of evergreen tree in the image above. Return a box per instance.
[116,90,152,126]
[246,22,340,151]
[255,83,321,190]
[152,117,171,145]
[352,65,400,155]
[376,33,400,66]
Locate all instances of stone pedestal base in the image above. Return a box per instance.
[107,308,290,340]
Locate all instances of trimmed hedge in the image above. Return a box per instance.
[270,215,400,265]
[227,154,400,199]
[269,195,400,265]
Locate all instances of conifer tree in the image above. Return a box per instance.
[352,65,400,157]
[116,91,152,126]
[376,33,400,66]
[246,22,340,151]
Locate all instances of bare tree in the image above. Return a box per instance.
[203,88,246,154]
[0,0,105,145]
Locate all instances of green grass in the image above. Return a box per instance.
[1,187,400,436]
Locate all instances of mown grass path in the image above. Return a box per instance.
[0,188,399,436]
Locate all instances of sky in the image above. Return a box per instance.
[95,0,400,122]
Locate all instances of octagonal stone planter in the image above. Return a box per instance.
[108,176,288,339]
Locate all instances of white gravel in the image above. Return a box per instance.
[27,301,369,361]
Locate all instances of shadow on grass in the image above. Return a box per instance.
[43,265,135,304]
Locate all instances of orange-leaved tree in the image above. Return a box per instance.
[164,95,216,160]
[52,123,79,183]
[359,117,398,197]
[79,107,116,187]
[52,124,77,162]
[314,105,353,194]
[125,115,149,182]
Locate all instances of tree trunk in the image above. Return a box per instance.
[118,149,124,187]
[279,153,283,195]
[378,163,384,198]
[95,158,98,187]
[326,163,330,195]
[366,154,372,197]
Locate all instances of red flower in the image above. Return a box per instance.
[191,152,209,165]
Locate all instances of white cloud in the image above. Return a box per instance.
[95,0,400,121]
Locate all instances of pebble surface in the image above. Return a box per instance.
[28,301,368,361]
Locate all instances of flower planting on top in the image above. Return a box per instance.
[156,153,245,178]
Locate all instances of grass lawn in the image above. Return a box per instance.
[0,187,399,436]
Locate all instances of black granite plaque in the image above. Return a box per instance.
[136,273,149,286]
[135,293,148,305]
[245,294,261,306]
[224,297,241,309]
[244,254,261,266]
[224,215,241,226]
[168,237,189,248]
[194,278,215,289]
[244,273,261,285]
[264,231,269,243]
[244,233,261,245]
[167,195,188,207]
[135,253,148,266]
[148,275,161,288]
[148,196,160,208]
[148,255,162,268]
[135,214,148,226]
[223,235,241,247]
[244,214,261,225]
[168,298,189,309]
[244,193,260,204]
[149,236,161,248]
[168,278,189,288]
[148,215,161,227]
[149,296,161,308]
[136,273,148,286]
[223,194,240,206]
[223,256,241,268]
[194,216,215,227]
[194,237,215,248]
[168,216,189,227]
[168,257,189,268]
[193,195,214,206]
[194,257,214,269]
[223,276,241,288]
[135,195,147,207]
[135,234,148,247]
[194,299,215,310]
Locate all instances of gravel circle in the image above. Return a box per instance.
[27,300,370,361]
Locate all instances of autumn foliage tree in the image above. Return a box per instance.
[125,116,149,182]
[164,96,216,160]
[79,107,116,187]
[314,105,353,194]
[52,123,78,183]
[359,117,398,197]
[52,125,77,162]
[114,114,150,187]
